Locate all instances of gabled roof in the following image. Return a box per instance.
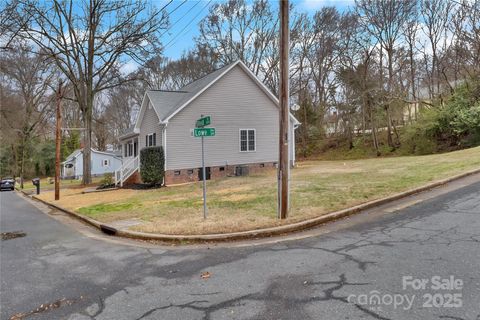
[145,63,234,122]
[63,149,82,163]
[124,60,300,138]
[62,148,121,164]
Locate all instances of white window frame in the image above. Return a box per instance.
[147,133,156,147]
[239,129,256,152]
[126,140,134,157]
[102,159,109,167]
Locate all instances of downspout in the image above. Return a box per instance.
[292,124,296,167]
[293,123,300,167]
[161,122,168,170]
[161,121,168,186]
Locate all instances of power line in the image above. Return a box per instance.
[158,0,174,14]
[167,0,188,16]
[160,0,202,38]
[163,0,213,50]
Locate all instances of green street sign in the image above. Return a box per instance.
[194,128,216,137]
[196,116,211,128]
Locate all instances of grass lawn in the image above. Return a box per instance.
[36,146,480,235]
[19,177,103,191]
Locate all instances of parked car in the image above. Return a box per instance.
[0,177,15,191]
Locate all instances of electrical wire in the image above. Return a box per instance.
[160,0,202,38]
[162,0,214,50]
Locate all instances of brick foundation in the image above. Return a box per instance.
[123,171,142,185]
[121,162,278,186]
[164,162,276,185]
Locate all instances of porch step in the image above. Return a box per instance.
[114,156,140,187]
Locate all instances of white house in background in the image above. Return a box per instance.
[61,148,122,179]
[117,60,300,186]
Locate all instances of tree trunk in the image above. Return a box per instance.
[362,103,366,141]
[367,95,380,156]
[408,39,416,123]
[82,104,93,184]
[19,135,26,189]
[386,47,395,149]
[371,115,380,156]
[347,117,353,150]
[385,106,394,148]
[82,0,95,185]
[302,103,308,158]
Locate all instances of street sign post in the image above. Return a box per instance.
[194,128,216,137]
[194,116,215,219]
[196,115,211,128]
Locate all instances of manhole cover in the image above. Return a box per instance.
[1,231,27,241]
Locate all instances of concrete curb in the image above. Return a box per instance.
[30,168,480,243]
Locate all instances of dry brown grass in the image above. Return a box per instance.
[37,146,480,235]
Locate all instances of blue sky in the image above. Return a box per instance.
[160,0,355,59]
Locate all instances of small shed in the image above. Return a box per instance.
[61,148,122,179]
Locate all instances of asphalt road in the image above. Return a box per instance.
[1,179,479,320]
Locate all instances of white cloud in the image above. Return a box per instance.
[120,60,139,75]
[298,0,355,10]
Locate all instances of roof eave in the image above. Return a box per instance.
[119,128,140,140]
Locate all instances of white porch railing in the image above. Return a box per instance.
[114,155,140,187]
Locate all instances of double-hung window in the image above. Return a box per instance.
[124,140,135,157]
[240,129,255,152]
[146,133,156,147]
[128,142,133,156]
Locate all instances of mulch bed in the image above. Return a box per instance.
[122,183,162,190]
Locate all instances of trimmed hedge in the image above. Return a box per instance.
[140,146,165,185]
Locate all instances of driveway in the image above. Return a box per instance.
[1,178,479,320]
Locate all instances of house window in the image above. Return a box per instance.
[174,170,181,176]
[128,142,133,156]
[146,133,156,147]
[124,144,128,157]
[187,169,194,175]
[240,129,255,152]
[219,166,225,172]
[102,159,109,167]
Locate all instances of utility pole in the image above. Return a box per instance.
[278,0,289,219]
[55,81,63,201]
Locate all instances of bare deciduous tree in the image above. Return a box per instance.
[0,42,55,187]
[197,0,279,91]
[8,0,168,183]
[420,0,454,97]
[356,0,415,148]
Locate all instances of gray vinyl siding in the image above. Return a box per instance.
[139,102,163,151]
[166,65,283,170]
[120,102,163,161]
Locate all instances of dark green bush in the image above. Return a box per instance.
[140,146,165,185]
[402,77,480,153]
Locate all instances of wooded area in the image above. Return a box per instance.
[1,0,479,184]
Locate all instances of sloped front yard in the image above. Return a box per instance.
[36,147,480,235]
